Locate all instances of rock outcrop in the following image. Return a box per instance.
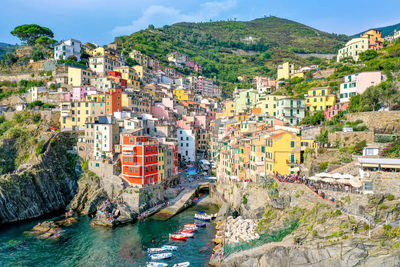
[0,133,79,225]
[211,241,400,267]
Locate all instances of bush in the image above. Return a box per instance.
[312,230,317,237]
[35,139,46,156]
[383,224,393,231]
[387,194,395,201]
[242,194,248,205]
[319,162,329,171]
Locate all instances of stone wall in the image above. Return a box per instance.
[301,126,321,140]
[347,111,400,134]
[328,131,374,147]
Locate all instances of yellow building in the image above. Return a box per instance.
[256,95,286,116]
[158,145,165,183]
[277,62,304,80]
[113,66,140,88]
[265,130,301,175]
[173,89,189,101]
[249,135,267,181]
[129,50,149,67]
[68,67,93,86]
[216,100,235,119]
[305,87,336,112]
[361,29,383,51]
[60,101,105,130]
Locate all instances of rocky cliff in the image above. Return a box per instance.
[0,133,79,224]
[209,181,400,267]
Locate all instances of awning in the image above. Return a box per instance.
[350,177,362,187]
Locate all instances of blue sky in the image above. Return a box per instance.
[1,0,400,45]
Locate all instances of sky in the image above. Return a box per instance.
[1,0,400,45]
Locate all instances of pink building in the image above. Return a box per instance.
[151,104,170,120]
[339,71,384,103]
[63,86,97,102]
[324,102,349,120]
[185,60,203,73]
[162,97,174,110]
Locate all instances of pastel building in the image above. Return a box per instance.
[339,71,384,103]
[63,86,98,102]
[276,98,305,125]
[90,116,120,159]
[324,102,350,121]
[54,39,81,61]
[337,37,369,62]
[120,134,159,186]
[305,87,336,112]
[177,128,196,162]
[361,29,383,50]
[105,88,122,116]
[68,67,93,86]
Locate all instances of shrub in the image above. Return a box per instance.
[340,223,348,229]
[363,224,370,230]
[312,230,317,237]
[242,194,248,205]
[393,242,400,249]
[387,194,395,201]
[383,224,393,231]
[319,162,329,171]
[334,209,342,216]
[35,140,46,156]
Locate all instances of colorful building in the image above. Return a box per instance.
[265,130,301,175]
[361,29,383,50]
[173,89,190,101]
[234,89,260,115]
[68,66,93,86]
[105,88,122,116]
[324,102,349,120]
[277,62,304,80]
[60,101,105,130]
[113,66,141,88]
[305,87,336,112]
[276,98,305,125]
[158,144,165,183]
[337,37,369,62]
[255,95,286,116]
[120,134,159,186]
[339,71,384,103]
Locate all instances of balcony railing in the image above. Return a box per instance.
[286,160,299,166]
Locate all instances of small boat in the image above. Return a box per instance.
[169,234,187,241]
[150,253,173,260]
[195,223,207,227]
[147,262,168,267]
[161,245,178,251]
[197,210,206,214]
[184,224,197,228]
[147,248,166,254]
[211,213,217,219]
[178,231,194,238]
[173,262,190,267]
[180,229,194,233]
[194,214,211,221]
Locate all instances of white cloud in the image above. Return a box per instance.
[111,0,237,36]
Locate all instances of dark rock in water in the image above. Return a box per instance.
[0,133,79,225]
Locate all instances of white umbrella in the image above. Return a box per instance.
[322,178,336,183]
[316,172,331,178]
[331,173,343,179]
[341,173,354,179]
[309,176,320,181]
[349,177,362,187]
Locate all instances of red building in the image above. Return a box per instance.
[120,134,159,186]
[105,88,122,116]
[324,102,349,121]
[107,71,127,88]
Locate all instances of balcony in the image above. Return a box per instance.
[286,160,299,166]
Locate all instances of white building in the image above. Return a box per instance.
[337,37,369,62]
[89,55,120,75]
[54,39,82,61]
[394,30,400,41]
[93,116,119,159]
[177,128,196,162]
[339,71,384,103]
[276,98,305,125]
[30,86,47,102]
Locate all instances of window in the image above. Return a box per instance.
[290,141,295,148]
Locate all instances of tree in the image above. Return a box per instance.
[35,36,57,47]
[125,57,138,67]
[31,48,45,61]
[148,24,155,30]
[67,55,77,62]
[11,24,54,45]
[359,50,378,61]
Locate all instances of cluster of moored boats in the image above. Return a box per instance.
[146,211,216,267]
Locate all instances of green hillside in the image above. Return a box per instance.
[115,16,348,86]
[353,22,400,37]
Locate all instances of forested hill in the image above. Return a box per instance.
[115,16,348,82]
[353,22,400,37]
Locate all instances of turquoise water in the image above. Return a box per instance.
[0,205,218,267]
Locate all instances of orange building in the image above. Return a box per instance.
[120,134,159,186]
[105,88,122,116]
[361,29,383,50]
